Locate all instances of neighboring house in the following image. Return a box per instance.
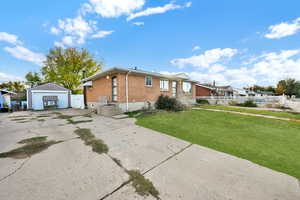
[254,90,276,97]
[27,83,71,110]
[196,84,214,96]
[82,67,197,112]
[0,89,14,109]
[195,84,234,97]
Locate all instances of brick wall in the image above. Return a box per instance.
[196,85,212,96]
[86,72,196,104]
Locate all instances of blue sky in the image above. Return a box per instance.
[1,0,300,87]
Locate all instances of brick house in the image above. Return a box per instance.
[82,67,197,112]
[196,84,214,96]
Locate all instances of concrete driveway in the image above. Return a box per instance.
[0,109,299,200]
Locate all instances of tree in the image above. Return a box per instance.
[0,81,25,93]
[276,78,300,97]
[25,72,42,88]
[42,47,102,93]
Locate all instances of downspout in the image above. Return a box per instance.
[125,70,131,111]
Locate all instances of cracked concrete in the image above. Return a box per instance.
[0,109,300,200]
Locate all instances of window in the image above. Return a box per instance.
[160,80,169,91]
[145,76,152,87]
[182,81,192,93]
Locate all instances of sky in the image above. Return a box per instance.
[0,0,300,87]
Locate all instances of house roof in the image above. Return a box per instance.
[28,83,69,91]
[0,89,15,95]
[82,67,198,83]
[196,84,214,90]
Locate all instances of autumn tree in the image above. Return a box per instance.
[276,78,300,97]
[42,47,102,93]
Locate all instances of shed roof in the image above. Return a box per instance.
[29,83,69,91]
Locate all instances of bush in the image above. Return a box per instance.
[196,99,209,104]
[242,100,257,107]
[229,100,238,106]
[155,95,185,112]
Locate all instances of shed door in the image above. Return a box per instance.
[32,92,69,110]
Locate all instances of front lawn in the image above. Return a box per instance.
[136,110,300,180]
[197,104,300,120]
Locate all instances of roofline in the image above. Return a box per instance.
[82,67,197,82]
[27,83,70,91]
[195,84,214,90]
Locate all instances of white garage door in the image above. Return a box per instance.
[32,91,69,110]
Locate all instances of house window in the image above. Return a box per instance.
[160,80,169,91]
[182,82,192,93]
[145,76,152,87]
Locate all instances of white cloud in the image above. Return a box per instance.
[57,15,96,45]
[0,32,21,45]
[92,30,114,38]
[4,46,45,66]
[186,49,300,87]
[265,17,300,39]
[50,27,60,35]
[185,2,192,8]
[133,21,144,26]
[209,64,226,73]
[0,72,24,83]
[192,45,200,51]
[171,48,238,69]
[87,0,145,18]
[127,1,190,21]
[54,41,65,48]
[61,36,75,46]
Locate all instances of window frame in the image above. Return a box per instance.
[160,80,169,91]
[182,81,192,93]
[144,76,153,87]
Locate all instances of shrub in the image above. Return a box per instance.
[242,100,257,107]
[196,99,209,104]
[155,95,185,112]
[229,100,238,106]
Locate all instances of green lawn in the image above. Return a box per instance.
[136,110,300,180]
[197,104,300,120]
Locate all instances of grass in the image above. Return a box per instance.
[136,110,300,180]
[127,170,160,199]
[74,128,108,154]
[0,136,60,159]
[18,136,47,144]
[197,104,300,120]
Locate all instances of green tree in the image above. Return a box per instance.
[25,72,42,88]
[42,47,102,93]
[276,78,300,97]
[0,81,25,93]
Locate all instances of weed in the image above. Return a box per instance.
[127,170,159,199]
[18,136,47,144]
[74,128,109,154]
[0,140,61,159]
[111,157,123,168]
[68,119,93,124]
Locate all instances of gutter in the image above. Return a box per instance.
[125,70,132,111]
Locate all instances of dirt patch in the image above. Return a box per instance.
[127,170,160,199]
[74,128,108,154]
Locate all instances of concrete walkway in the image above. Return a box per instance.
[0,110,299,200]
[193,107,300,122]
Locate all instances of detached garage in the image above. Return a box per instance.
[27,83,71,110]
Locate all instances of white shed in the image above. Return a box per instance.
[27,83,71,110]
